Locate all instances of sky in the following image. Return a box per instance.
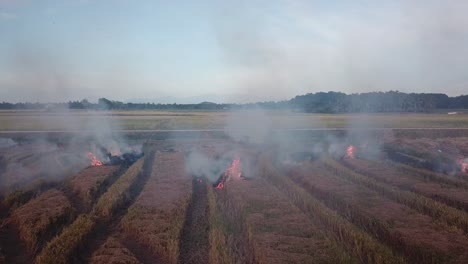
[1,0,468,103]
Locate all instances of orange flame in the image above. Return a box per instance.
[214,181,224,190]
[215,157,242,189]
[346,145,355,159]
[458,158,468,173]
[87,152,103,166]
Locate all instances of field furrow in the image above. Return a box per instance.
[208,182,255,264]
[120,151,192,264]
[342,158,468,212]
[89,235,141,264]
[66,165,123,212]
[35,148,153,264]
[3,121,468,264]
[178,178,210,264]
[258,154,404,264]
[223,176,357,263]
[286,162,468,263]
[321,158,468,235]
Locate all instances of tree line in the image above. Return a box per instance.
[289,91,468,113]
[1,91,468,113]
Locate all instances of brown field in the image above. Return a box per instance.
[285,161,468,263]
[1,110,468,132]
[67,166,121,211]
[2,113,468,263]
[89,235,140,264]
[10,189,73,256]
[0,143,86,194]
[342,159,468,211]
[120,151,192,263]
[223,175,355,264]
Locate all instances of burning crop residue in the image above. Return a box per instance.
[458,158,468,174]
[106,151,144,167]
[87,152,103,166]
[345,145,355,159]
[86,145,143,168]
[214,157,242,189]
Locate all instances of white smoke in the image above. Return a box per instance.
[0,138,16,149]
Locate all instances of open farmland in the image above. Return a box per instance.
[4,0,468,261]
[1,111,468,263]
[2,110,468,132]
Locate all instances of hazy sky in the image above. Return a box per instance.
[1,0,468,103]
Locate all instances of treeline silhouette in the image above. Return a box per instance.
[1,91,468,113]
[290,91,468,113]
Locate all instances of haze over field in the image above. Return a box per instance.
[1,0,468,103]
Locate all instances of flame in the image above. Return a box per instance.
[346,145,355,159]
[87,152,103,166]
[215,157,242,189]
[214,181,224,190]
[458,158,468,173]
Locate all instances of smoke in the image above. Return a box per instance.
[0,35,156,103]
[343,115,390,160]
[0,108,142,194]
[220,107,390,167]
[185,148,246,184]
[214,0,468,98]
[219,108,349,166]
[0,137,16,149]
[65,110,143,162]
[224,109,272,144]
[185,150,224,183]
[3,1,468,102]
[0,44,78,102]
[0,138,86,192]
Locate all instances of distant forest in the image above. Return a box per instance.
[2,91,468,113]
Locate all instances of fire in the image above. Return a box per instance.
[346,145,355,159]
[458,158,468,173]
[214,181,224,190]
[215,157,242,189]
[225,157,242,179]
[87,152,103,166]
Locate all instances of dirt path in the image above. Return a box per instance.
[177,178,210,264]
